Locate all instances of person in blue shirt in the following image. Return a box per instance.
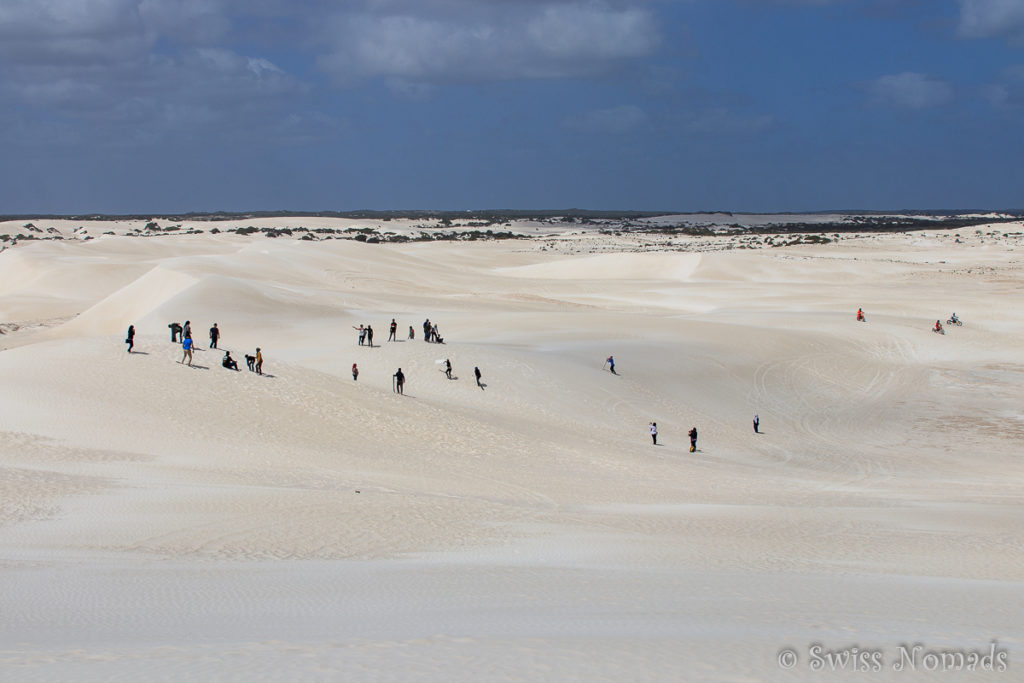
[181,336,193,366]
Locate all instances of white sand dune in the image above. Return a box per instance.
[0,225,1022,680]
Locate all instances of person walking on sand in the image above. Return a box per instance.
[753,413,760,434]
[856,308,865,322]
[366,325,374,347]
[474,366,482,388]
[389,318,398,342]
[352,363,359,381]
[354,324,365,346]
[255,347,263,375]
[183,320,192,342]
[606,355,616,374]
[650,421,658,445]
[409,325,415,340]
[394,368,405,394]
[445,359,452,379]
[688,427,698,452]
[181,336,193,366]
[209,323,220,349]
[125,324,135,353]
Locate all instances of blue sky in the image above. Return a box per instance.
[1,0,1022,213]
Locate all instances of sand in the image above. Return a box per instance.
[0,221,1022,681]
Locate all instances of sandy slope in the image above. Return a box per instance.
[0,227,1022,681]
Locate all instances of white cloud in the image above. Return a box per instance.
[983,64,1024,108]
[957,0,1024,43]
[867,72,954,108]
[317,1,661,85]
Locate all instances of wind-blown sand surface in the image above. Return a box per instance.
[0,223,1022,681]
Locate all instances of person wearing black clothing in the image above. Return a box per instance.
[366,325,374,347]
[445,359,452,379]
[688,427,698,452]
[389,319,397,342]
[125,324,135,353]
[394,368,405,394]
[169,322,182,342]
[182,320,192,341]
[474,366,482,388]
[222,351,238,371]
[209,323,220,349]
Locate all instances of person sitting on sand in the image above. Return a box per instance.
[222,351,238,371]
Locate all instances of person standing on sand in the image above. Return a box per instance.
[753,414,759,433]
[688,427,698,452]
[474,366,482,388]
[423,318,431,342]
[650,422,658,445]
[445,359,452,379]
[255,347,263,375]
[366,325,374,347]
[169,322,182,343]
[209,323,220,349]
[125,324,135,353]
[354,324,365,346]
[389,318,397,342]
[394,368,405,394]
[352,363,359,381]
[181,336,193,366]
[408,325,415,340]
[183,320,192,342]
[606,355,616,374]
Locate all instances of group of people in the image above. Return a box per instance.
[422,318,443,343]
[858,307,962,335]
[353,318,445,346]
[126,321,264,374]
[648,422,699,451]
